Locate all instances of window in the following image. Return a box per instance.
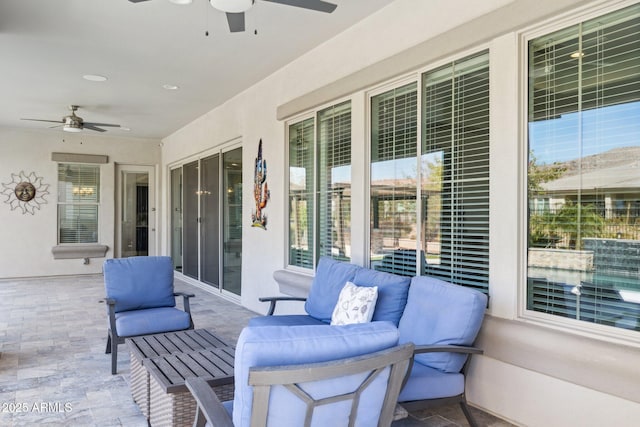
[526,4,640,332]
[370,83,419,275]
[57,163,100,244]
[421,52,490,292]
[289,117,315,268]
[288,101,352,269]
[369,52,490,294]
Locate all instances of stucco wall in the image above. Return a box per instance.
[0,127,160,277]
[159,0,640,426]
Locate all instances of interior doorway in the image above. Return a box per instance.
[116,164,156,258]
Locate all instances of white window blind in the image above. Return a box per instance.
[57,163,100,244]
[371,84,418,162]
[288,118,315,268]
[422,51,490,292]
[317,101,351,261]
[370,83,419,276]
[527,4,640,332]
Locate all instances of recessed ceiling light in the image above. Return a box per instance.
[83,74,108,82]
[119,127,131,132]
[169,0,193,4]
[162,84,179,90]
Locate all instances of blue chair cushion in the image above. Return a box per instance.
[397,361,464,402]
[247,315,327,327]
[104,256,176,313]
[232,322,399,427]
[352,268,410,326]
[304,257,360,322]
[398,275,487,373]
[114,307,191,337]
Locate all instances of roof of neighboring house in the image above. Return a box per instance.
[541,146,640,193]
[543,161,640,192]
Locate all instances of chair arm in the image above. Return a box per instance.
[413,344,483,356]
[103,298,117,333]
[258,296,307,315]
[400,345,484,391]
[174,292,195,314]
[185,377,234,427]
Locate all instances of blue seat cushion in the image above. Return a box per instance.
[398,361,464,402]
[233,322,399,427]
[352,268,410,326]
[104,256,176,313]
[398,275,487,373]
[248,315,327,327]
[304,257,360,322]
[114,307,191,337]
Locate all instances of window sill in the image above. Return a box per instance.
[51,244,109,260]
[273,269,314,298]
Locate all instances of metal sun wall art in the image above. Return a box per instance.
[251,139,270,229]
[1,171,49,215]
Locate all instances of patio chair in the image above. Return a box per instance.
[186,322,414,427]
[397,275,488,427]
[103,256,194,374]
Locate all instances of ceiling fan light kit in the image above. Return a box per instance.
[63,123,83,133]
[210,0,253,13]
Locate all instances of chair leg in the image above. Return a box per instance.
[111,339,118,375]
[460,400,479,427]
[105,334,112,354]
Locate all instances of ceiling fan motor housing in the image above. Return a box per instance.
[63,114,83,132]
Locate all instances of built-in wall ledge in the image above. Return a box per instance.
[272,269,314,298]
[477,315,640,405]
[51,245,109,260]
[51,152,108,164]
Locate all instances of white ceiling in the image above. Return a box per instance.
[0,0,394,139]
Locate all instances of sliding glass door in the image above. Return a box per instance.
[170,145,242,297]
[182,161,199,279]
[222,148,242,295]
[201,154,220,287]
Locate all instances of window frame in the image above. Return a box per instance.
[365,51,491,295]
[286,113,316,271]
[285,97,353,272]
[56,162,101,245]
[366,78,421,275]
[519,0,640,341]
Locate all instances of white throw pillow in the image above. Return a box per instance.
[330,281,378,325]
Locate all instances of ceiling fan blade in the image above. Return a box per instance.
[262,0,337,13]
[128,0,152,3]
[21,118,64,124]
[84,122,121,128]
[48,124,64,129]
[226,12,245,32]
[82,125,107,132]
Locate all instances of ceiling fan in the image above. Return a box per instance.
[129,0,338,33]
[21,105,121,133]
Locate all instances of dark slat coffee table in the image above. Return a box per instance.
[126,329,234,424]
[146,347,235,427]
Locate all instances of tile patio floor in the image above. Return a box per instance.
[0,274,514,426]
